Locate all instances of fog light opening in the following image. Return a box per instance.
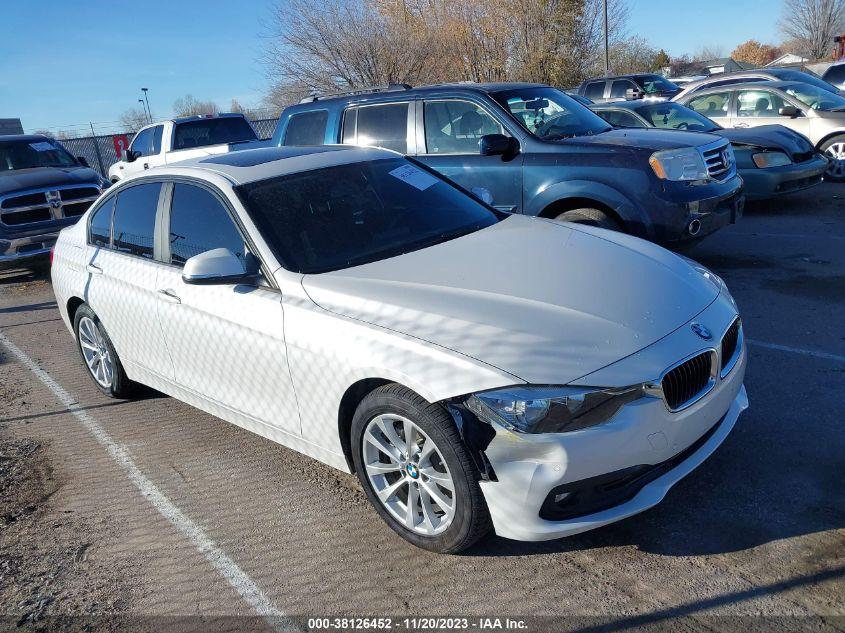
[688,219,702,236]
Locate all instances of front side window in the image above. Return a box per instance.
[168,183,246,265]
[172,117,258,151]
[636,103,719,131]
[111,183,161,259]
[737,90,786,117]
[782,83,845,110]
[494,87,611,140]
[350,103,409,153]
[423,100,503,154]
[596,109,645,128]
[0,138,78,172]
[610,80,636,99]
[236,158,500,274]
[130,128,154,156]
[583,81,606,100]
[89,197,115,247]
[283,111,329,146]
[686,91,732,118]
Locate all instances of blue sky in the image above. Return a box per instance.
[0,0,782,135]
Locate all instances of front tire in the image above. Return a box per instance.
[73,304,136,398]
[555,207,622,231]
[351,384,491,553]
[820,135,845,182]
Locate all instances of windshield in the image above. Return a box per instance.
[783,83,845,110]
[172,117,258,151]
[0,139,79,172]
[634,75,680,94]
[635,103,719,132]
[236,158,501,274]
[768,69,839,94]
[493,87,611,140]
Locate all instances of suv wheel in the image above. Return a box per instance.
[821,136,845,182]
[555,208,621,231]
[73,304,136,398]
[351,384,492,553]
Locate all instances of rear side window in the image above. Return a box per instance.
[172,117,258,150]
[89,197,115,247]
[283,111,328,146]
[686,91,732,117]
[111,183,161,259]
[584,81,606,100]
[351,103,409,153]
[168,183,246,265]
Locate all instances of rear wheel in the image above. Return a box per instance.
[351,384,491,553]
[820,135,845,182]
[555,207,622,231]
[73,304,136,398]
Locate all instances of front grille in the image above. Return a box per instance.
[1,208,52,225]
[1,192,46,209]
[702,144,731,179]
[792,150,814,163]
[661,351,713,410]
[62,201,92,217]
[721,318,741,373]
[60,187,99,202]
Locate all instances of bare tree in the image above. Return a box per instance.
[780,0,845,59]
[119,107,151,132]
[172,95,219,117]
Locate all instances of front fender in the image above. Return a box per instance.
[525,179,653,239]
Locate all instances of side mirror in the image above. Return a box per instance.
[480,134,518,157]
[121,148,138,163]
[779,105,799,117]
[625,87,644,101]
[182,248,253,285]
[76,156,90,168]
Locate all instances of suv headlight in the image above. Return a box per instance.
[752,151,791,168]
[465,385,647,434]
[649,147,709,181]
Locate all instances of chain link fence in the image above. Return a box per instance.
[58,117,279,178]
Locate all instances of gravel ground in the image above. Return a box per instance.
[0,184,843,633]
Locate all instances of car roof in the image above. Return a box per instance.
[163,145,401,185]
[298,82,549,105]
[685,80,800,95]
[0,134,55,143]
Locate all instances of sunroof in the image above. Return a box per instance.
[201,145,345,167]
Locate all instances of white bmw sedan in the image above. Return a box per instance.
[51,146,747,553]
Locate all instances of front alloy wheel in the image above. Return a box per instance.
[822,137,845,182]
[363,413,456,536]
[351,384,492,553]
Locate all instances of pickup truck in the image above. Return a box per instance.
[1,134,108,265]
[108,113,259,182]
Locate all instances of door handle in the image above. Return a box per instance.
[86,263,103,275]
[143,162,149,169]
[157,289,181,304]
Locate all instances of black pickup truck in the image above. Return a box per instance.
[0,135,107,266]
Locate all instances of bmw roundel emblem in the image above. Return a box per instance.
[406,463,419,479]
[690,322,712,340]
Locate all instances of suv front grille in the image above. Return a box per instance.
[721,318,742,374]
[702,144,731,179]
[661,351,714,411]
[1,192,47,209]
[60,187,100,202]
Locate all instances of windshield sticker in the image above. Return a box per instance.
[388,164,439,191]
[29,142,56,152]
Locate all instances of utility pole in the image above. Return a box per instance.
[141,88,152,122]
[138,100,151,124]
[89,122,106,175]
[603,0,610,76]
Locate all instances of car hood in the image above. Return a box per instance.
[0,166,101,195]
[563,127,723,152]
[718,125,815,155]
[302,216,720,385]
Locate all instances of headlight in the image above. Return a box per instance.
[752,151,791,168]
[649,147,709,181]
[465,385,646,434]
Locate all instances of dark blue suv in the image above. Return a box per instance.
[268,83,744,244]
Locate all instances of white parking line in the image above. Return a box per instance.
[748,339,845,363]
[0,331,297,633]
